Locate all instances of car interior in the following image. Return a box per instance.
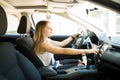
[0,0,120,80]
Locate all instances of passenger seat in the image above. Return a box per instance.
[0,42,42,80]
[0,6,42,80]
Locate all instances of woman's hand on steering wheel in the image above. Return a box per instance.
[71,30,83,39]
[71,30,85,49]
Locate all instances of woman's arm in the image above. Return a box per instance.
[50,36,73,47]
[50,33,81,47]
[41,42,99,55]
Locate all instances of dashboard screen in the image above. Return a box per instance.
[100,43,109,54]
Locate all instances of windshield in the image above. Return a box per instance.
[67,1,120,34]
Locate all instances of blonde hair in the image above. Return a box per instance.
[32,20,49,54]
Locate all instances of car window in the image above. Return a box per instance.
[6,14,19,34]
[68,2,120,34]
[32,12,81,35]
[116,13,120,33]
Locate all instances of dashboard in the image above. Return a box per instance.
[86,30,120,73]
[95,42,120,73]
[99,43,110,55]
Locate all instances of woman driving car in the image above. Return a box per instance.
[32,20,99,68]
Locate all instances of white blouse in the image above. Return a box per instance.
[37,52,55,66]
[37,39,56,66]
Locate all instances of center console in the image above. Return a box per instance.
[39,59,103,80]
[38,64,102,80]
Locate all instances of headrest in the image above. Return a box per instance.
[0,6,7,35]
[17,15,30,34]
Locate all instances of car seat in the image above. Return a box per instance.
[0,6,42,80]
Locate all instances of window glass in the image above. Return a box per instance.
[32,12,46,25]
[32,12,81,35]
[116,14,120,33]
[6,14,19,34]
[50,14,79,35]
[68,2,120,34]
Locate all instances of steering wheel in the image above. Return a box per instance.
[87,30,102,68]
[71,31,86,49]
[71,31,89,65]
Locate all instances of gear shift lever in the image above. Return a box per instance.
[86,58,92,69]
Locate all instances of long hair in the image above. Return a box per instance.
[32,20,49,54]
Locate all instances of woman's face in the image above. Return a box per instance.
[43,23,53,37]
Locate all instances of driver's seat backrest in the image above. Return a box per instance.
[16,15,44,67]
[0,6,42,80]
